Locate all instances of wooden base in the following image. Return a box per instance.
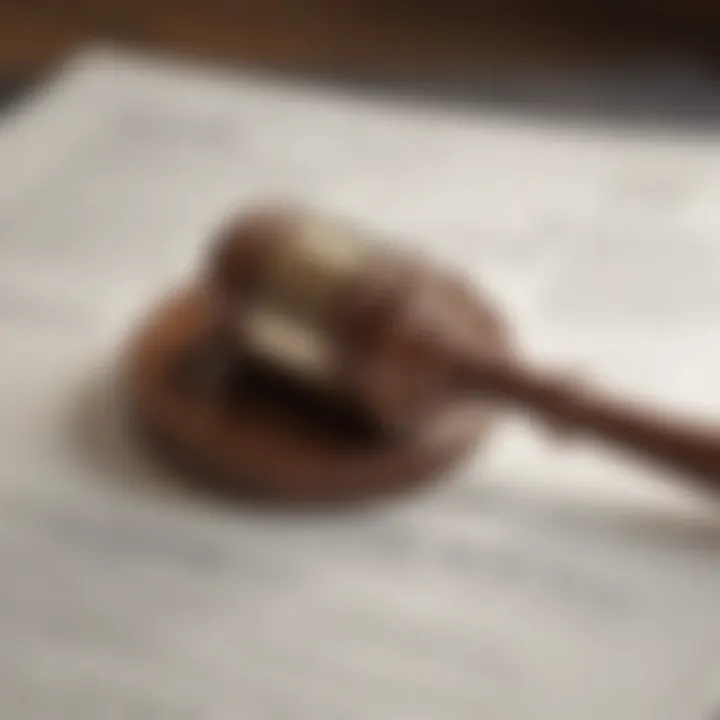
[123,285,499,505]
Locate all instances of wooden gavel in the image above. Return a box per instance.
[125,204,720,504]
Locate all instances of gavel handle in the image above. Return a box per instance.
[464,361,720,490]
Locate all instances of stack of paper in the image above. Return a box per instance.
[0,46,719,719]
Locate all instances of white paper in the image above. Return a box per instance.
[1,46,720,719]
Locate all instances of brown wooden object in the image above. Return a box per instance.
[125,204,720,505]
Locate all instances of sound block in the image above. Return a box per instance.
[123,285,500,505]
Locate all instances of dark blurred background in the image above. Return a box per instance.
[2,0,720,77]
[5,1,720,130]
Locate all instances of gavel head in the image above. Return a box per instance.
[205,205,511,435]
[125,203,511,504]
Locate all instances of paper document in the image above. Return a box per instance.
[1,47,720,719]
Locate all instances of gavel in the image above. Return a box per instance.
[125,204,720,504]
